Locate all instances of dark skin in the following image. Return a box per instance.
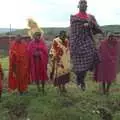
[78,0,87,12]
[33,32,45,94]
[59,32,67,42]
[34,32,41,42]
[102,82,111,95]
[78,0,96,31]
[78,0,104,35]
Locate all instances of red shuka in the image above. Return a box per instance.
[8,41,30,92]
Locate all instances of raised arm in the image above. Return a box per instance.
[89,15,104,35]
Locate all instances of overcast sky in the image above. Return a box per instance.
[0,0,120,28]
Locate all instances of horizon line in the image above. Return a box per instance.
[0,24,120,29]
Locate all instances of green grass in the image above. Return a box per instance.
[0,57,120,120]
[1,57,9,71]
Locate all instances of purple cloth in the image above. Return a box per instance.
[94,40,118,83]
[28,40,48,81]
[69,14,102,72]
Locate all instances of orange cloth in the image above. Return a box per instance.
[8,41,30,92]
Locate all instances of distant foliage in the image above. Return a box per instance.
[102,25,120,33]
[3,25,120,36]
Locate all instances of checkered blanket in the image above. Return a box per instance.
[69,14,102,72]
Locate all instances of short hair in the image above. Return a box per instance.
[59,30,66,36]
[33,32,41,37]
[79,0,87,3]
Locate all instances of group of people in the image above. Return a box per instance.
[0,0,120,100]
[0,30,71,100]
[70,0,120,94]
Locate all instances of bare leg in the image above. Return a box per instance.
[0,91,1,102]
[18,87,24,96]
[76,71,86,91]
[62,84,67,93]
[81,83,85,91]
[36,80,40,92]
[102,82,106,94]
[58,84,62,94]
[41,81,45,94]
[106,82,111,95]
[19,91,24,96]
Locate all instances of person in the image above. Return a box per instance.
[49,31,70,93]
[94,33,118,95]
[28,32,48,94]
[0,63,3,100]
[8,35,29,95]
[69,0,103,91]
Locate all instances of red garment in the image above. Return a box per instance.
[94,40,118,83]
[76,11,88,19]
[28,39,48,81]
[8,41,29,92]
[75,12,97,25]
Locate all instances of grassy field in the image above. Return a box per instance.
[1,57,9,71]
[0,57,120,120]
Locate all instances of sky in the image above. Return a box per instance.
[0,0,120,28]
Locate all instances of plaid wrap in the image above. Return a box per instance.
[69,14,102,72]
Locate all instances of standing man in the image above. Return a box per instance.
[49,31,70,93]
[28,32,48,94]
[8,35,29,95]
[94,33,119,94]
[69,0,103,90]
